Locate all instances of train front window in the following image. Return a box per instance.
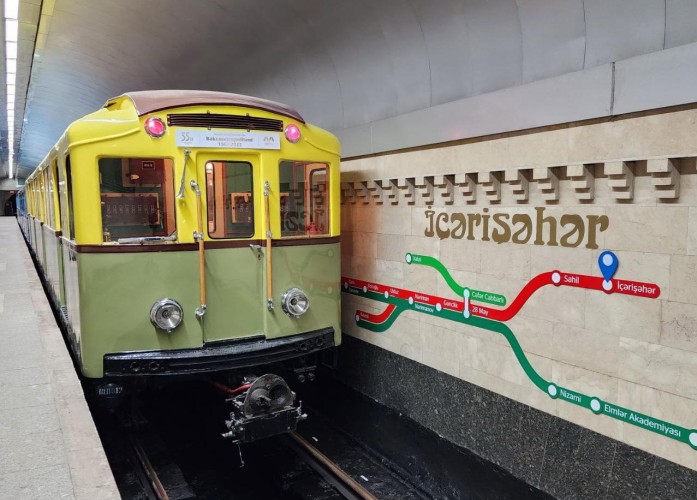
[205,161,254,239]
[279,161,329,237]
[98,158,176,241]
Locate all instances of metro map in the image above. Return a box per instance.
[341,251,696,451]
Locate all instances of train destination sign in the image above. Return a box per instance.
[175,129,281,150]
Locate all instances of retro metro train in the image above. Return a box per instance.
[16,90,341,442]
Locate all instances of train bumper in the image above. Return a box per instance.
[103,327,335,377]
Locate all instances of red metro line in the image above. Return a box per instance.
[344,269,659,324]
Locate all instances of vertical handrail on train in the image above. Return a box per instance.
[191,179,207,318]
[177,149,191,199]
[264,180,274,311]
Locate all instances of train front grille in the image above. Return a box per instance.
[167,113,283,131]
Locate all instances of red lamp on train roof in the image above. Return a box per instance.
[284,123,301,143]
[144,116,166,138]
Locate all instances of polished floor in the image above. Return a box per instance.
[0,217,118,499]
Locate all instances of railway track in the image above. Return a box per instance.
[285,432,378,500]
[98,381,428,499]
[131,434,171,500]
[130,427,382,499]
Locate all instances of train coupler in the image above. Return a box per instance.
[221,374,307,444]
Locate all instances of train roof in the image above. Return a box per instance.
[104,90,305,123]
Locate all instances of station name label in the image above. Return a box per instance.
[470,290,506,305]
[175,129,281,150]
[614,279,659,298]
[603,403,682,438]
[425,207,609,249]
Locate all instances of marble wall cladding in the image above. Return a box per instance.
[336,336,697,500]
[688,207,697,255]
[660,301,697,353]
[339,107,697,477]
[603,206,688,254]
[669,254,697,305]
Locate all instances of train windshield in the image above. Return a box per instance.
[98,157,176,241]
[279,161,329,237]
[205,161,254,239]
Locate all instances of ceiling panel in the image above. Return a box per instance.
[7,0,697,180]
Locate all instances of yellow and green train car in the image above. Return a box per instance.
[17,91,341,436]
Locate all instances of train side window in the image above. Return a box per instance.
[205,161,254,239]
[279,161,329,237]
[98,157,176,241]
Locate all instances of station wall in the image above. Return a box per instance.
[338,105,697,490]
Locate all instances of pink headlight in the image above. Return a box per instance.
[144,117,166,138]
[284,123,301,143]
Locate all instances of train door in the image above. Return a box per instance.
[198,155,264,343]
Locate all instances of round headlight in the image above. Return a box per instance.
[150,298,183,332]
[281,288,309,318]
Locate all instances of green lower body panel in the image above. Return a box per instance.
[76,242,341,378]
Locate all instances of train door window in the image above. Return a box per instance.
[29,180,35,216]
[279,161,329,237]
[26,181,32,216]
[46,166,56,229]
[98,158,176,241]
[205,161,254,239]
[51,160,61,232]
[65,156,76,240]
[28,180,34,216]
[38,170,46,222]
[37,177,43,218]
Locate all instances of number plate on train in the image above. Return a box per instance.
[175,129,281,149]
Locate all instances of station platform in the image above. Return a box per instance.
[0,217,119,499]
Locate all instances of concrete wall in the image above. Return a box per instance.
[339,106,697,489]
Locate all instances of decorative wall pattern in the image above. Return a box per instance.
[341,158,689,207]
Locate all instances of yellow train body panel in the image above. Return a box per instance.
[58,100,341,244]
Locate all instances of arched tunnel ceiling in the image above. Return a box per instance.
[7,0,697,181]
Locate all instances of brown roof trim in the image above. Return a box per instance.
[108,90,305,123]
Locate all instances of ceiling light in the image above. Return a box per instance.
[5,0,18,19]
[5,0,19,180]
[5,19,17,40]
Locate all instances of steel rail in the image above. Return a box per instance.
[131,436,169,500]
[288,432,377,500]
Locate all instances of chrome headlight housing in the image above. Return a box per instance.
[281,288,310,318]
[150,298,183,332]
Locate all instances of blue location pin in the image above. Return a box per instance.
[598,251,618,281]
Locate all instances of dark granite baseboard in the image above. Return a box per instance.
[334,335,697,500]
